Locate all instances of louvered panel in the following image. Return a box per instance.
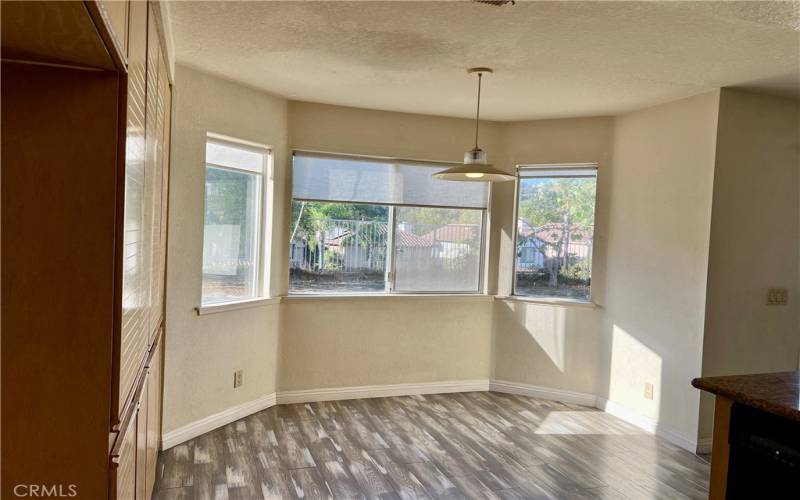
[118,0,149,417]
[145,332,162,499]
[144,8,161,339]
[135,378,149,500]
[157,79,172,328]
[148,45,169,335]
[115,415,136,500]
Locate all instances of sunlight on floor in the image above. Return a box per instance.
[534,410,649,435]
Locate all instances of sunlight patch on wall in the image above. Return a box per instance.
[608,324,662,420]
[516,304,567,372]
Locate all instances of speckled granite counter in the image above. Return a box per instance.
[692,371,800,423]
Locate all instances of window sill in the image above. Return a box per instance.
[195,297,281,316]
[494,295,600,309]
[282,293,493,304]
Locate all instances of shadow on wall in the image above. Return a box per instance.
[493,300,674,434]
[492,301,607,396]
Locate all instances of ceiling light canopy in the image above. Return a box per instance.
[434,68,515,183]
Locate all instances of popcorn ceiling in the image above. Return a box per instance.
[168,1,799,121]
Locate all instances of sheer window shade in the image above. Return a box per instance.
[292,153,489,209]
[206,139,266,173]
[519,166,597,178]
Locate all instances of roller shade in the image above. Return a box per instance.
[292,152,489,209]
[519,165,597,178]
[206,138,266,173]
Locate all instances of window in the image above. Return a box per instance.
[201,135,270,305]
[289,152,488,294]
[514,165,597,301]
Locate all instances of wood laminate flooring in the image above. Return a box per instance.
[153,392,709,499]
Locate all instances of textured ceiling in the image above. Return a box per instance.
[168,0,800,121]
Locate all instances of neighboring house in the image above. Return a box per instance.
[517,220,593,271]
[292,220,482,273]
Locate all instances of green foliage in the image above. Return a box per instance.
[205,167,252,225]
[516,177,596,288]
[518,177,596,228]
[291,201,388,239]
[204,167,256,271]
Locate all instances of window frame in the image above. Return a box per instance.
[288,151,491,296]
[511,163,598,303]
[200,133,273,307]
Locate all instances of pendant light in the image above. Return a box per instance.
[434,67,515,182]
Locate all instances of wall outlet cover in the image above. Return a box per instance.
[234,370,243,388]
[644,382,654,400]
[767,288,788,306]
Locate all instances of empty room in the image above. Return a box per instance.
[3,1,800,499]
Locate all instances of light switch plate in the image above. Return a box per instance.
[768,288,788,306]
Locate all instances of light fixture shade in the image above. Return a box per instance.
[433,163,516,182]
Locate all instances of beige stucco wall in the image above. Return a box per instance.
[279,297,493,391]
[491,117,614,397]
[698,89,800,439]
[162,65,289,433]
[281,102,502,391]
[600,91,721,442]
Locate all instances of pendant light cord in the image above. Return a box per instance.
[474,72,482,149]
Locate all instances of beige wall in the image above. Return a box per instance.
[491,117,614,396]
[280,297,493,391]
[163,65,289,433]
[282,101,502,391]
[600,91,720,442]
[698,89,800,438]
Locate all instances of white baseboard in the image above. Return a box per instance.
[161,379,701,455]
[161,393,276,450]
[596,397,699,453]
[696,437,713,455]
[489,379,598,407]
[276,379,490,405]
[161,380,488,449]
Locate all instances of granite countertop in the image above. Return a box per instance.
[692,371,800,423]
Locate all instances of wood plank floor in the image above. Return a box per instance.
[153,392,709,499]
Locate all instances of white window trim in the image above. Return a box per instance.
[196,297,281,316]
[282,294,492,304]
[494,295,600,308]
[511,163,599,304]
[200,133,273,308]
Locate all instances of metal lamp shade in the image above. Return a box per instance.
[433,163,516,182]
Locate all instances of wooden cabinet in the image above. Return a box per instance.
[100,0,129,55]
[1,2,171,499]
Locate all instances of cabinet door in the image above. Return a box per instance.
[115,410,137,500]
[145,332,163,498]
[118,0,149,420]
[135,377,149,500]
[99,0,128,55]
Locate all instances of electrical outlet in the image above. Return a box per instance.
[768,288,788,306]
[233,370,243,388]
[644,382,654,400]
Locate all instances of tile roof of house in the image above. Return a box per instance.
[518,221,594,244]
[395,231,433,247]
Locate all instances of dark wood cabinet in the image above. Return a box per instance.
[1,2,171,498]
